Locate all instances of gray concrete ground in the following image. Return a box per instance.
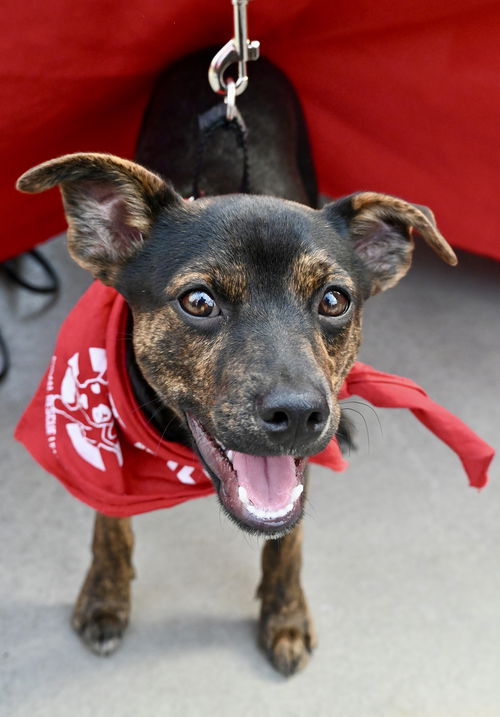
[1,234,499,717]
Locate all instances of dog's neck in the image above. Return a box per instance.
[125,320,190,446]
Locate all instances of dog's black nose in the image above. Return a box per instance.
[257,389,329,446]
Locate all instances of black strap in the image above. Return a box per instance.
[0,329,9,382]
[2,247,60,294]
[192,102,250,199]
[0,247,60,382]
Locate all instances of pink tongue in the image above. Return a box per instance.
[232,453,297,510]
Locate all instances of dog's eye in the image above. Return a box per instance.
[179,289,221,318]
[318,288,350,317]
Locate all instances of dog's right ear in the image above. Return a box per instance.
[322,192,457,296]
[17,153,183,284]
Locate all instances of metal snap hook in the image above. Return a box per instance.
[208,0,260,101]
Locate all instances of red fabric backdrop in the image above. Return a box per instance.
[1,1,498,262]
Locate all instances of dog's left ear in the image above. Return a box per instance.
[16,152,183,284]
[323,192,457,295]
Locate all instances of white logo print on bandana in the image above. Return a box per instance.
[45,347,123,471]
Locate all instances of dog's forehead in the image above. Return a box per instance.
[179,195,319,255]
[122,195,358,308]
[158,195,350,280]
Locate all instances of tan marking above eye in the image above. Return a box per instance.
[167,272,214,297]
[211,264,249,303]
[290,251,355,303]
[166,265,248,304]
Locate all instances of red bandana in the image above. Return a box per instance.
[15,282,494,517]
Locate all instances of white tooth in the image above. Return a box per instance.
[291,484,304,503]
[245,502,294,521]
[226,450,234,463]
[238,486,250,505]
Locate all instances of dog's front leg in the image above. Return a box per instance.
[258,520,317,676]
[72,513,134,656]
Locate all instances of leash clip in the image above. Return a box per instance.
[208,0,260,114]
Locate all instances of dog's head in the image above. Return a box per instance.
[17,153,456,536]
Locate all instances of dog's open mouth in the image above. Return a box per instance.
[186,414,306,535]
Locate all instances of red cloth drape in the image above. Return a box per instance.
[337,363,494,489]
[1,1,499,262]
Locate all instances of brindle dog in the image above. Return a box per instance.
[16,49,457,675]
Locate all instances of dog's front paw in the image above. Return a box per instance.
[72,606,128,656]
[71,563,132,657]
[259,604,317,676]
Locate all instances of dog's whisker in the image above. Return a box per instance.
[131,396,163,414]
[342,399,383,437]
[302,497,318,520]
[342,406,371,451]
[335,429,352,457]
[151,414,180,454]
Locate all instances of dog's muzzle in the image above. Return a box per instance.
[186,414,309,536]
